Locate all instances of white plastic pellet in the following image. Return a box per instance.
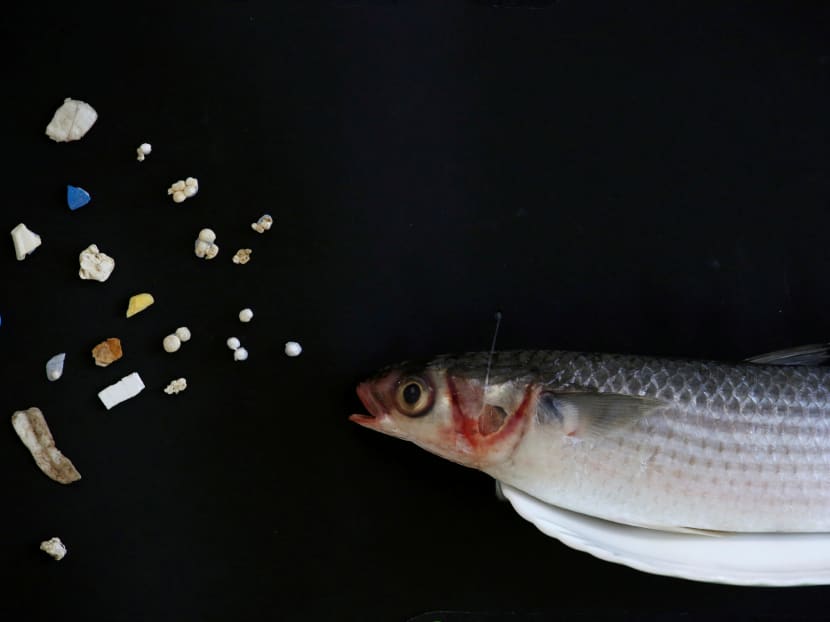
[234,347,248,361]
[175,326,191,342]
[239,308,253,323]
[198,229,216,243]
[163,334,181,353]
[226,337,240,351]
[284,341,302,357]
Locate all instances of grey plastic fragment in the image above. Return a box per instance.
[46,353,66,381]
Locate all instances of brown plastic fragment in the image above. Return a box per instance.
[11,407,81,484]
[92,338,123,367]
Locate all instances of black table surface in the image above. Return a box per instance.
[2,2,830,621]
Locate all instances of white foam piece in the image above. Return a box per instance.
[98,372,145,410]
[45,98,97,142]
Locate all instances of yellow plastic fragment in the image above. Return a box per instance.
[126,293,155,318]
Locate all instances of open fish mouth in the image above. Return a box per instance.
[350,382,383,428]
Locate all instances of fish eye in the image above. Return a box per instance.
[395,377,434,417]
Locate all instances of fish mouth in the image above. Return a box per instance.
[350,382,384,429]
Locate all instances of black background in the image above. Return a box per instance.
[2,2,830,621]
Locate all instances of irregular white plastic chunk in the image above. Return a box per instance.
[164,378,187,395]
[194,228,219,259]
[162,334,181,353]
[168,177,198,203]
[45,98,97,142]
[136,142,152,161]
[98,372,145,410]
[226,337,240,351]
[234,347,248,361]
[251,214,273,233]
[184,177,198,197]
[175,326,191,342]
[11,223,42,260]
[284,341,302,357]
[40,537,67,561]
[46,353,66,381]
[238,308,253,323]
[11,407,81,484]
[232,248,252,264]
[79,244,115,281]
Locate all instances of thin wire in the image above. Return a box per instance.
[484,310,502,391]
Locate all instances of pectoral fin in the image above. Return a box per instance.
[536,391,663,438]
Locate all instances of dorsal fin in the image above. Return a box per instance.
[745,343,830,366]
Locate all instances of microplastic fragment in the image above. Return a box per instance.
[67,185,91,210]
[78,244,115,281]
[164,378,187,395]
[92,338,122,367]
[168,177,198,203]
[126,293,154,318]
[46,353,66,381]
[11,407,81,484]
[11,223,42,260]
[45,98,97,142]
[98,372,145,410]
[136,143,152,161]
[40,537,67,561]
[232,248,252,265]
[194,228,218,259]
[251,214,273,233]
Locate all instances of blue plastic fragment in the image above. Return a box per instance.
[67,185,91,210]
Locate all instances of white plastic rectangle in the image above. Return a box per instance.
[98,372,145,410]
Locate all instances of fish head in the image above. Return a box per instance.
[351,359,536,470]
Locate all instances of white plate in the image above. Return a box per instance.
[499,483,830,586]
